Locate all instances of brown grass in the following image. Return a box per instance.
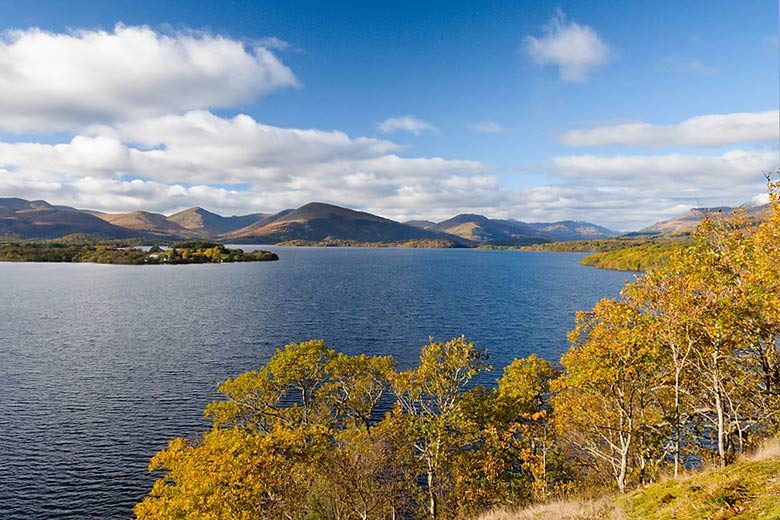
[476,498,623,520]
[477,436,780,520]
[743,434,780,462]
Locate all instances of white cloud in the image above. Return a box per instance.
[257,37,292,51]
[524,9,609,82]
[560,111,779,147]
[470,121,506,133]
[3,119,774,231]
[0,111,492,217]
[546,148,777,229]
[1,109,775,231]
[376,115,438,135]
[554,149,776,181]
[1,109,776,231]
[0,24,299,132]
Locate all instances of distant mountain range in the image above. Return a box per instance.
[0,197,619,245]
[411,214,616,245]
[640,204,769,235]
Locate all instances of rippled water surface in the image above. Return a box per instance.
[0,247,632,519]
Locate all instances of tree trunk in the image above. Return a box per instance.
[713,350,727,468]
[427,470,437,519]
[617,450,628,494]
[617,420,631,494]
[674,362,681,478]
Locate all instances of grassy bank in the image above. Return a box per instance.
[479,438,780,520]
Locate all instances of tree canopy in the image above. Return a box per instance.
[136,179,780,519]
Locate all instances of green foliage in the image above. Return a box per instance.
[0,241,278,264]
[0,242,148,264]
[519,238,656,253]
[487,237,690,272]
[579,241,688,271]
[390,336,491,518]
[137,338,569,520]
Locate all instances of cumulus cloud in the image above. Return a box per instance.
[560,111,780,147]
[1,107,775,230]
[1,109,775,230]
[0,110,493,217]
[547,148,777,228]
[554,149,776,181]
[376,115,438,135]
[0,111,776,230]
[0,24,299,132]
[470,121,506,133]
[524,9,609,82]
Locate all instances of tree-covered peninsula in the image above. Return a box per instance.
[134,181,780,519]
[0,240,278,264]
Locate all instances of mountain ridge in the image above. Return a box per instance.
[167,207,268,237]
[641,204,769,235]
[0,197,624,245]
[224,202,466,244]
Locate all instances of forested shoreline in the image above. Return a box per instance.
[134,182,780,519]
[0,241,278,264]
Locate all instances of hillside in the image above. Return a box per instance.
[91,210,195,237]
[404,219,437,228]
[429,214,549,245]
[167,207,267,236]
[224,202,464,244]
[642,204,769,235]
[479,441,780,520]
[0,197,618,245]
[526,220,616,241]
[425,214,616,245]
[0,198,137,239]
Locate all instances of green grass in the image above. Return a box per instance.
[478,440,780,520]
[619,458,780,520]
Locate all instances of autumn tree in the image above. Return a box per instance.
[390,336,489,519]
[446,355,565,517]
[553,298,667,493]
[493,355,563,501]
[625,255,699,477]
[206,339,336,431]
[315,414,418,520]
[134,425,328,520]
[138,340,407,519]
[322,352,396,433]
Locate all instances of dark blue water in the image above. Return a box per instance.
[0,247,632,519]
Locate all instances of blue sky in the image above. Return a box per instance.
[0,0,777,229]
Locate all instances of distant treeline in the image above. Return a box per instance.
[519,238,661,253]
[480,237,689,272]
[0,240,278,264]
[135,185,780,519]
[579,241,687,271]
[276,238,464,248]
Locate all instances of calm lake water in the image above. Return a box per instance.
[0,247,632,519]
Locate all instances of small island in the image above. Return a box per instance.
[0,240,278,265]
